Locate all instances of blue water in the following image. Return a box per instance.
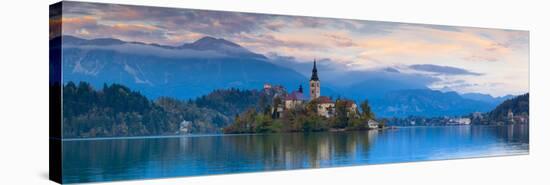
[62,125,529,183]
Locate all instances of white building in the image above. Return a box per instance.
[449,117,471,125]
[368,120,380,129]
[284,85,305,110]
[179,120,191,134]
[316,96,335,118]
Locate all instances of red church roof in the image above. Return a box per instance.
[339,99,356,107]
[317,96,333,104]
[285,91,305,101]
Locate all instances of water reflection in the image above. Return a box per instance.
[62,125,528,183]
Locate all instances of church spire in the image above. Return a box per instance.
[310,59,319,81]
[309,59,321,99]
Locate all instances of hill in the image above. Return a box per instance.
[461,92,514,106]
[487,93,529,124]
[62,81,274,138]
[371,89,494,118]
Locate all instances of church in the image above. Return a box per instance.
[277,59,357,118]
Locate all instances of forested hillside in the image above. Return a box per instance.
[487,93,529,123]
[62,81,269,138]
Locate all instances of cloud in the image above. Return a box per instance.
[267,53,437,88]
[59,15,176,45]
[238,33,318,49]
[323,33,357,47]
[383,67,400,73]
[409,64,483,76]
[111,23,159,32]
[58,1,529,96]
[64,43,228,59]
[59,2,407,47]
[62,2,272,38]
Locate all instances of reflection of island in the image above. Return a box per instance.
[62,131,376,183]
[62,124,529,183]
[224,60,383,134]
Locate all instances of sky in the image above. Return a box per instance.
[57,2,529,97]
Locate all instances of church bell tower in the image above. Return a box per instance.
[310,59,320,99]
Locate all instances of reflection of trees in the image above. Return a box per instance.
[466,124,529,144]
[62,125,529,183]
[63,132,377,183]
[62,126,529,183]
[219,131,374,169]
[63,138,183,183]
[493,124,529,142]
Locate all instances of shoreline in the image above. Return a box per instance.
[63,124,527,141]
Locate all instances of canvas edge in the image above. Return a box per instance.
[49,1,63,184]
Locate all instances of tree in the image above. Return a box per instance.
[332,101,350,128]
[360,100,375,121]
[64,82,231,138]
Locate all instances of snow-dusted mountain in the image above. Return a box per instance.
[60,35,306,99]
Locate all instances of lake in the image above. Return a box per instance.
[62,125,529,183]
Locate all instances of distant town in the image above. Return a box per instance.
[382,94,529,127]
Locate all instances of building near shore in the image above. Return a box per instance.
[368,120,380,129]
[448,117,471,125]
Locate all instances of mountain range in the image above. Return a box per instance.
[61,35,306,100]
[57,35,515,117]
[371,89,496,117]
[460,93,515,106]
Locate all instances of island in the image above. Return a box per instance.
[224,60,384,134]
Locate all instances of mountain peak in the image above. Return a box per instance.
[461,92,515,105]
[180,36,267,59]
[187,36,242,49]
[62,35,126,46]
[59,35,267,59]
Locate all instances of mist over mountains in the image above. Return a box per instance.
[61,35,306,99]
[59,35,515,117]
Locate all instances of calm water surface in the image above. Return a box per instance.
[62,125,529,183]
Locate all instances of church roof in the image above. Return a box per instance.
[317,96,333,104]
[310,59,319,81]
[285,91,305,101]
[339,99,356,107]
